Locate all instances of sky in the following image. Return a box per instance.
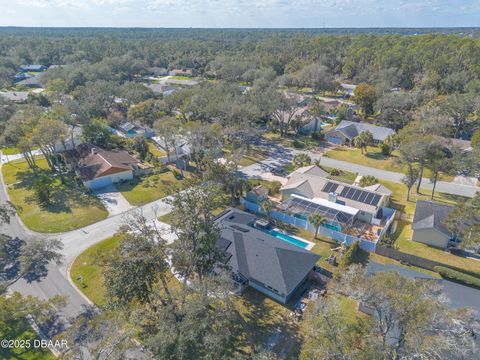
[0,0,479,28]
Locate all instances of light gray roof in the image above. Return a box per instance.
[0,91,29,102]
[331,120,395,141]
[412,200,454,237]
[16,72,45,87]
[215,209,319,296]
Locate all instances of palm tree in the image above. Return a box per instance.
[308,213,327,239]
[262,200,275,223]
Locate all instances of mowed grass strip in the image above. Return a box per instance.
[2,158,108,233]
[70,233,124,306]
[325,146,454,182]
[116,168,185,206]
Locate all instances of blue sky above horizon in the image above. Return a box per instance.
[0,0,479,28]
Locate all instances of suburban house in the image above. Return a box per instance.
[15,72,46,88]
[326,120,395,145]
[145,83,177,97]
[339,83,357,97]
[54,126,84,153]
[147,67,169,76]
[0,91,29,103]
[412,200,455,249]
[243,165,396,251]
[118,122,155,138]
[169,68,193,77]
[151,136,191,162]
[215,208,320,304]
[19,64,47,72]
[246,185,269,204]
[66,144,152,189]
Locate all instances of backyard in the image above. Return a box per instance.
[262,131,327,151]
[324,146,454,182]
[1,158,108,233]
[116,167,187,206]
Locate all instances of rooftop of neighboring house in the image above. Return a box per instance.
[169,68,193,76]
[215,208,320,296]
[282,166,390,214]
[327,120,395,142]
[15,72,46,87]
[0,91,29,102]
[250,185,269,198]
[412,200,455,237]
[72,144,140,181]
[19,64,46,72]
[145,83,176,94]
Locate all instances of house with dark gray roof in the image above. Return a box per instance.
[19,64,46,72]
[215,208,320,304]
[412,200,455,249]
[326,120,395,145]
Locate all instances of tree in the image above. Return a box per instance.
[296,63,335,92]
[167,181,225,281]
[354,83,376,116]
[472,129,480,148]
[127,98,163,127]
[0,202,15,225]
[292,153,311,169]
[445,192,480,251]
[269,91,301,136]
[154,116,180,164]
[82,118,115,148]
[441,93,478,139]
[359,175,378,187]
[307,265,480,360]
[374,91,421,131]
[262,199,276,224]
[129,136,149,161]
[353,131,373,154]
[424,142,459,199]
[308,213,327,239]
[33,173,55,206]
[103,211,172,305]
[401,167,419,202]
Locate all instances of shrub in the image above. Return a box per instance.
[329,168,342,176]
[292,139,304,149]
[434,266,480,288]
[359,175,378,187]
[311,131,324,141]
[379,143,390,156]
[269,181,282,195]
[340,241,360,267]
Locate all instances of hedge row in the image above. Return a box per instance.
[434,266,480,289]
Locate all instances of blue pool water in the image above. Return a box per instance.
[267,229,309,249]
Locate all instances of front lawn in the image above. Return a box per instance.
[116,168,186,206]
[393,221,480,273]
[70,233,124,306]
[223,145,270,167]
[324,146,454,182]
[262,131,322,151]
[147,141,166,157]
[2,159,108,233]
[379,179,466,218]
[1,146,22,155]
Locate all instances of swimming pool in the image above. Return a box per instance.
[267,229,310,249]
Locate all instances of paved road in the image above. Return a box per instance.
[240,144,479,198]
[1,158,172,319]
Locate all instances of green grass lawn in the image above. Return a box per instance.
[116,168,185,206]
[169,75,194,80]
[2,158,108,233]
[1,147,23,155]
[324,146,454,182]
[224,145,269,167]
[147,141,166,157]
[233,288,302,358]
[379,179,466,218]
[392,220,480,273]
[262,131,322,151]
[70,234,124,306]
[0,329,54,360]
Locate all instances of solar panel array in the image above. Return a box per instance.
[339,186,381,206]
[285,196,354,225]
[322,182,339,193]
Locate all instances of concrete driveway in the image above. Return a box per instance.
[93,185,133,216]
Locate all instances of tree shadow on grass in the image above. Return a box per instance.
[233,288,302,359]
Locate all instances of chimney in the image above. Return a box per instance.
[91,147,98,155]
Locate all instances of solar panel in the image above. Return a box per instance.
[346,187,356,198]
[323,182,339,193]
[364,193,374,204]
[352,189,363,201]
[340,187,349,197]
[371,194,381,206]
[358,191,369,203]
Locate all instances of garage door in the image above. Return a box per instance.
[89,176,113,190]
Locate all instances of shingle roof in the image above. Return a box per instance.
[331,120,395,141]
[76,145,139,181]
[216,209,319,296]
[412,200,454,237]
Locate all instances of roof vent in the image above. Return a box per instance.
[91,147,98,155]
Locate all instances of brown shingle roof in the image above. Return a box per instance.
[76,145,139,181]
